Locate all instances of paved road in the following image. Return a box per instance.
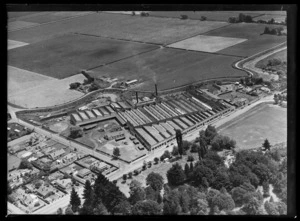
[7,202,25,215]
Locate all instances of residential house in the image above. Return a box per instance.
[48,149,65,161]
[61,153,77,164]
[55,178,72,191]
[36,184,54,199]
[77,168,91,178]
[90,161,109,173]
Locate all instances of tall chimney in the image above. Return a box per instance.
[155,84,158,97]
[136,91,138,104]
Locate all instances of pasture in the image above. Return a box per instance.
[147,11,264,22]
[203,23,287,57]
[90,48,247,91]
[167,35,247,52]
[8,12,228,44]
[253,14,286,22]
[14,11,94,24]
[8,66,55,97]
[8,33,159,79]
[8,74,86,108]
[255,48,287,68]
[8,21,38,31]
[7,40,29,50]
[217,103,287,150]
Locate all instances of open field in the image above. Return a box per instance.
[147,11,264,22]
[167,35,247,52]
[217,103,287,150]
[8,74,86,108]
[253,14,286,22]
[90,48,247,91]
[8,33,158,79]
[8,21,39,31]
[8,12,228,45]
[8,66,55,97]
[203,23,287,57]
[255,48,287,68]
[13,11,94,24]
[8,40,29,50]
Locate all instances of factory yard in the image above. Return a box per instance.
[217,102,287,150]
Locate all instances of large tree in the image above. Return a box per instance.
[211,192,235,211]
[113,147,120,159]
[262,139,271,151]
[113,200,132,215]
[82,180,93,206]
[146,172,164,192]
[167,163,185,186]
[176,130,183,157]
[163,189,181,215]
[93,172,127,213]
[129,180,146,204]
[70,187,81,212]
[132,200,161,215]
[192,164,214,186]
[69,126,83,139]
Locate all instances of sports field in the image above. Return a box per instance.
[8,12,228,45]
[217,103,287,150]
[90,48,247,91]
[203,23,287,57]
[8,33,159,79]
[167,35,247,52]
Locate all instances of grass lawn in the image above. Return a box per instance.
[203,23,287,57]
[8,33,158,79]
[90,48,247,91]
[217,103,287,150]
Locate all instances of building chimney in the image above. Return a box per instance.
[155,84,158,97]
[136,91,138,104]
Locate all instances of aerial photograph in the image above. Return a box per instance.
[7,5,291,216]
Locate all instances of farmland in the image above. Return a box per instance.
[8,33,159,79]
[11,11,94,24]
[217,103,287,150]
[8,12,228,45]
[253,14,286,23]
[167,35,247,52]
[90,48,247,91]
[203,23,287,57]
[147,11,265,22]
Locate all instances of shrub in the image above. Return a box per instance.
[123,174,127,180]
[187,155,194,162]
[128,172,133,179]
[154,157,159,164]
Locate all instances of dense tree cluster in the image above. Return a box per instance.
[228,13,253,23]
[264,26,284,35]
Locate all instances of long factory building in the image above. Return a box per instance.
[124,92,234,151]
[69,91,234,151]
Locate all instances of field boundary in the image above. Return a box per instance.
[166,46,246,58]
[72,32,162,46]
